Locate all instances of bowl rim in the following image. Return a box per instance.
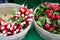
[33,5,60,37]
[0,3,20,8]
[0,3,33,39]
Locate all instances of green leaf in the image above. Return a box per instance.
[56,29,60,34]
[49,30,57,34]
[53,12,59,15]
[57,29,60,34]
[8,17,16,22]
[44,6,49,9]
[39,17,45,20]
[37,17,45,26]
[39,17,45,24]
[37,20,43,27]
[58,20,60,26]
[36,9,42,16]
[12,8,18,15]
[46,17,51,24]
[40,4,45,8]
[15,17,24,24]
[57,20,60,28]
[39,4,49,9]
[35,4,49,17]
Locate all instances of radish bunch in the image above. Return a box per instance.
[0,5,33,37]
[35,2,60,34]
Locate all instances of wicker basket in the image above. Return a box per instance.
[0,3,33,40]
[34,6,60,40]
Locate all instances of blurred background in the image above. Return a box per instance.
[0,0,60,9]
[0,0,60,40]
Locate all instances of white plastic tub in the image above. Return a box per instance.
[34,7,60,40]
[0,3,33,40]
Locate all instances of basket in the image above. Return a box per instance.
[0,3,33,40]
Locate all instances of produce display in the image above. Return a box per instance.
[35,2,60,34]
[0,5,33,37]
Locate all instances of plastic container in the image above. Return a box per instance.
[0,3,33,40]
[33,7,60,40]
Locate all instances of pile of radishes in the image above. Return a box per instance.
[0,5,33,37]
[44,2,60,30]
[35,2,60,34]
[45,2,60,20]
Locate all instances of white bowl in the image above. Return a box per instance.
[0,3,33,40]
[34,7,60,40]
